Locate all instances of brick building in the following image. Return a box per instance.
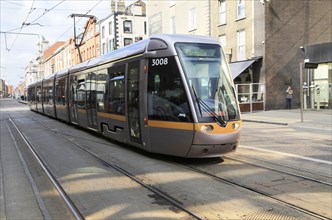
[43,41,65,76]
[71,17,100,65]
[264,0,331,110]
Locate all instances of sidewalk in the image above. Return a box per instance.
[241,109,332,131]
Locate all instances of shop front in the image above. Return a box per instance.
[230,58,264,113]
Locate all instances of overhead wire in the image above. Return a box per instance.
[55,0,104,42]
[1,0,109,86]
[7,0,36,52]
[5,0,67,52]
[28,0,66,25]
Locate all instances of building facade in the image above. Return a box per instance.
[71,17,101,64]
[0,79,7,98]
[25,60,38,87]
[211,0,265,112]
[147,0,332,110]
[22,0,331,110]
[35,35,49,82]
[43,41,65,76]
[100,0,147,55]
[148,0,210,36]
[264,0,331,110]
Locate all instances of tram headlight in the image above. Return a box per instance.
[232,122,240,130]
[200,125,214,133]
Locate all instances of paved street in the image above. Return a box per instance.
[241,109,332,162]
[1,99,331,219]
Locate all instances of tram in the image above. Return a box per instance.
[28,34,242,158]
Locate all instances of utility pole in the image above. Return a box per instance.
[69,14,95,63]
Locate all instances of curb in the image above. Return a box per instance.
[242,119,288,126]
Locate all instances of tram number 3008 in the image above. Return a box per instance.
[151,58,168,66]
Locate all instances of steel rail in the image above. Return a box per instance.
[171,161,331,220]
[6,114,84,220]
[225,154,332,186]
[22,112,205,220]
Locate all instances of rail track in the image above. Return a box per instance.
[6,111,203,220]
[4,112,82,220]
[5,109,332,220]
[168,160,331,220]
[225,154,332,186]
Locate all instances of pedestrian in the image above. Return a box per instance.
[286,86,293,110]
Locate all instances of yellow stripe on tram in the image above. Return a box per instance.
[148,120,194,130]
[97,112,127,122]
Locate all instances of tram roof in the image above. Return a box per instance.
[61,34,220,76]
[151,34,219,45]
[55,68,70,78]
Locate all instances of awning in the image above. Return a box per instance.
[229,60,255,79]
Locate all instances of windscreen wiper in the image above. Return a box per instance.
[191,85,226,127]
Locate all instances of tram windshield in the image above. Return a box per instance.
[176,43,240,123]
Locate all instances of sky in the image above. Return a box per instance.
[0,0,134,87]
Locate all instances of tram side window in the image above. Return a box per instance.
[76,76,86,109]
[55,78,66,105]
[43,86,48,103]
[97,71,107,112]
[43,85,53,105]
[28,87,35,102]
[37,86,42,103]
[107,65,125,115]
[147,56,192,122]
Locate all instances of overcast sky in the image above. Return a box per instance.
[1,0,134,87]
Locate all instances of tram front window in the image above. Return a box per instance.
[147,56,192,122]
[176,43,240,123]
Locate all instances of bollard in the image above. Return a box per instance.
[303,82,308,110]
[316,85,320,111]
[310,81,315,110]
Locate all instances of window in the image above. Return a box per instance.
[128,61,141,142]
[175,42,240,121]
[170,16,176,34]
[148,56,192,122]
[97,71,107,112]
[55,77,66,105]
[188,7,197,31]
[108,21,112,35]
[76,75,86,109]
[144,21,147,35]
[237,0,245,19]
[102,26,105,38]
[102,43,106,54]
[109,39,114,51]
[107,65,125,115]
[237,30,246,60]
[219,0,226,24]
[219,35,226,47]
[124,20,132,33]
[124,38,133,46]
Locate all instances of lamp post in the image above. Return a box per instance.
[300,63,304,122]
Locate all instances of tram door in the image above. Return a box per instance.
[86,72,98,129]
[127,61,142,144]
[69,75,78,124]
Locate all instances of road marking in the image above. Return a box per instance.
[240,145,332,165]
